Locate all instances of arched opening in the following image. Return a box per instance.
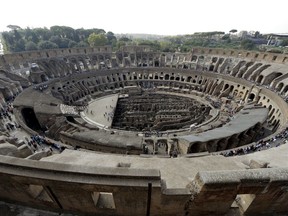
[256,75,264,84]
[188,142,203,153]
[223,83,229,90]
[66,116,75,123]
[262,72,282,86]
[269,108,275,118]
[21,108,42,131]
[40,74,48,82]
[248,93,255,101]
[154,60,160,67]
[212,57,218,63]
[282,85,288,94]
[209,65,214,71]
[217,138,228,151]
[122,74,127,81]
[276,82,284,92]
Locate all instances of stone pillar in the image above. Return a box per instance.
[186,172,239,215]
[244,85,253,102]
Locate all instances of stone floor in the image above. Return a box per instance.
[80,94,118,129]
[41,149,245,189]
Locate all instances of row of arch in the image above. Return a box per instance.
[48,69,283,131]
[188,123,263,153]
[28,53,284,89]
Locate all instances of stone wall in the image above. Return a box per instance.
[1,156,288,215]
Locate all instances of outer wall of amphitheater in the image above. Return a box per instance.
[1,46,288,215]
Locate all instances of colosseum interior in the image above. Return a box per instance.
[1,45,288,215]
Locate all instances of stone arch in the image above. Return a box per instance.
[217,138,228,151]
[272,119,280,132]
[256,75,264,84]
[69,57,80,72]
[226,134,239,149]
[231,60,246,76]
[21,108,42,131]
[191,55,197,62]
[188,142,204,153]
[262,72,283,86]
[269,108,275,119]
[78,56,89,71]
[50,60,63,77]
[276,82,284,92]
[249,64,271,82]
[40,74,48,82]
[206,140,217,152]
[209,65,214,71]
[223,83,229,90]
[248,93,255,101]
[243,63,262,80]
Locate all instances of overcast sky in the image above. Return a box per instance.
[0,0,287,35]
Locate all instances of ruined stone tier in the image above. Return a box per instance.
[1,46,288,215]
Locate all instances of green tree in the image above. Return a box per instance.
[7,25,21,30]
[76,41,89,47]
[281,39,288,47]
[254,31,261,38]
[160,41,174,52]
[49,36,62,45]
[68,41,77,48]
[116,41,126,49]
[229,29,238,34]
[1,32,14,50]
[13,29,22,41]
[12,39,25,52]
[25,41,38,51]
[241,39,255,50]
[138,40,161,51]
[87,33,107,47]
[50,26,76,41]
[106,31,117,45]
[221,34,230,40]
[34,28,51,41]
[25,28,39,43]
[38,41,58,49]
[49,36,70,48]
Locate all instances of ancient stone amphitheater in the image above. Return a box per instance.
[1,45,288,215]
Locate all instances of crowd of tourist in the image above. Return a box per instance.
[26,134,65,153]
[33,84,48,91]
[221,127,288,157]
[0,102,20,132]
[0,96,66,156]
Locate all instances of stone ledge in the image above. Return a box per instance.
[0,156,161,187]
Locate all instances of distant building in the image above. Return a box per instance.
[266,33,288,46]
